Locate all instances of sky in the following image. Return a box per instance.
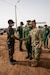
[0,0,50,28]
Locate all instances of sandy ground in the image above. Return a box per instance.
[0,33,50,75]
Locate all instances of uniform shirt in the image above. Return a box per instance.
[42,28,49,39]
[23,26,32,44]
[48,29,50,37]
[16,26,23,38]
[7,27,15,43]
[28,28,43,47]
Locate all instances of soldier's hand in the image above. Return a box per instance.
[37,44,42,49]
[20,39,23,41]
[39,45,42,48]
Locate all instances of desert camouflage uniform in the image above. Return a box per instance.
[28,28,43,64]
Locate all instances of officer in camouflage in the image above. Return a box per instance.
[29,20,42,66]
[7,19,20,65]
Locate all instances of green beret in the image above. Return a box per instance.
[26,20,31,22]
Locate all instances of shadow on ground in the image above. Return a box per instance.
[14,58,50,69]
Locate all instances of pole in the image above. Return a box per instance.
[15,0,20,30]
[15,5,17,30]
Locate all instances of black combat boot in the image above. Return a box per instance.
[10,56,17,65]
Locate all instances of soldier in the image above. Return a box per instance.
[16,22,24,52]
[23,20,33,60]
[47,28,50,52]
[7,19,20,65]
[42,25,49,48]
[21,20,43,66]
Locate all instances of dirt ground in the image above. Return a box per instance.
[0,33,50,75]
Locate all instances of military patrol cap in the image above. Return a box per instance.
[32,19,36,22]
[8,19,15,24]
[32,19,36,24]
[20,21,24,25]
[26,20,31,23]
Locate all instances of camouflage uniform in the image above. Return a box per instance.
[23,26,32,59]
[28,28,43,63]
[16,26,23,51]
[42,27,49,47]
[7,27,15,62]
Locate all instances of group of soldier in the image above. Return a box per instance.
[7,19,50,66]
[42,25,50,49]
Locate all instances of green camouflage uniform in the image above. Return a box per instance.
[42,28,49,47]
[7,27,15,61]
[28,28,43,61]
[23,26,32,58]
[16,26,23,51]
[16,26,23,38]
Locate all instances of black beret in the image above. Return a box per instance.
[44,25,47,26]
[20,22,24,25]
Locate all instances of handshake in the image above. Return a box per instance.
[14,34,29,41]
[19,38,24,41]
